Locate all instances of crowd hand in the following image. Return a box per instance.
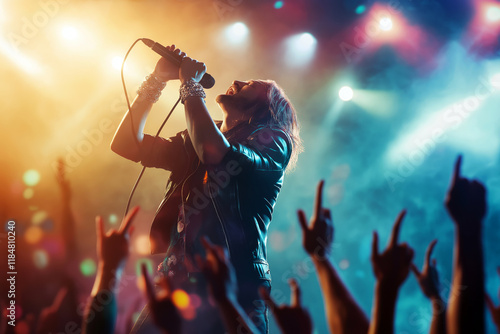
[298,180,334,258]
[153,44,186,82]
[141,264,182,334]
[485,267,500,331]
[196,237,238,303]
[371,210,414,288]
[55,158,71,198]
[96,206,138,270]
[445,155,487,230]
[411,240,441,300]
[36,287,68,334]
[260,279,313,334]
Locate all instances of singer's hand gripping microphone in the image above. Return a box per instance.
[141,38,215,89]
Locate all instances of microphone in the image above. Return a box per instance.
[141,38,215,89]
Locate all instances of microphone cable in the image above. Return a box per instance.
[120,39,182,218]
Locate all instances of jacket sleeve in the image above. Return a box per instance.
[221,127,292,172]
[139,131,188,172]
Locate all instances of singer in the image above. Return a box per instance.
[111,45,301,334]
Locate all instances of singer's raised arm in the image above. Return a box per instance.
[179,56,231,165]
[110,45,183,163]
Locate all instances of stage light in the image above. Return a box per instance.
[486,6,500,22]
[61,25,78,41]
[225,22,249,44]
[355,5,366,14]
[23,170,40,186]
[274,1,284,9]
[80,258,97,276]
[33,250,49,269]
[339,86,354,101]
[112,56,124,70]
[284,32,317,67]
[0,38,41,75]
[379,17,393,31]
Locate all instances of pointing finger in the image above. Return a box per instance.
[389,209,407,248]
[452,155,462,186]
[424,240,438,269]
[410,263,421,278]
[289,279,301,307]
[297,210,309,232]
[314,180,325,219]
[119,206,140,235]
[371,231,379,261]
[96,216,104,243]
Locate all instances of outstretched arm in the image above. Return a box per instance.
[298,180,368,334]
[55,159,77,261]
[411,240,447,334]
[485,267,500,333]
[445,155,486,334]
[82,207,138,334]
[260,279,313,334]
[369,210,414,334]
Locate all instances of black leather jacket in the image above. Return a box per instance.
[140,123,292,283]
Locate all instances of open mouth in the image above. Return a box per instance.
[226,85,238,95]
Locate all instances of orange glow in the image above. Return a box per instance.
[25,226,43,244]
[172,289,190,309]
[134,235,150,255]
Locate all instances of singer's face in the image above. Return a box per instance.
[216,80,269,112]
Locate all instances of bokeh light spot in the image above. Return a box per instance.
[355,5,366,14]
[339,259,350,270]
[80,258,97,276]
[32,211,48,225]
[25,226,43,244]
[274,1,284,9]
[339,86,354,101]
[172,289,190,309]
[109,214,118,224]
[134,235,150,255]
[23,188,34,199]
[23,170,40,187]
[33,249,49,269]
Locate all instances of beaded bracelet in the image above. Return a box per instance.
[179,80,206,104]
[137,74,167,103]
